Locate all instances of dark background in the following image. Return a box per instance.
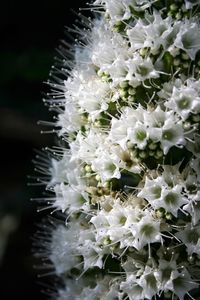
[0,0,88,298]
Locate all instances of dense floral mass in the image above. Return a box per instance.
[37,0,200,299]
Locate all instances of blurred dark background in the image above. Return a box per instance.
[0,0,87,298]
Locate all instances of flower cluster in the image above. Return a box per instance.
[37,0,200,299]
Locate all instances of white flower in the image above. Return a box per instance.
[106,205,132,246]
[91,202,135,248]
[49,157,68,185]
[109,117,130,149]
[160,185,188,217]
[130,0,155,11]
[168,269,198,300]
[162,164,186,187]
[109,57,131,86]
[139,266,159,299]
[144,106,186,154]
[127,12,174,54]
[138,174,188,217]
[191,157,200,181]
[186,135,200,158]
[90,211,110,242]
[91,145,121,182]
[109,106,143,149]
[91,20,128,74]
[94,0,132,23]
[176,224,200,255]
[184,0,199,9]
[54,183,88,213]
[50,224,81,274]
[57,277,120,300]
[127,121,149,149]
[185,0,199,9]
[78,77,110,121]
[183,191,200,225]
[165,84,200,120]
[126,54,160,83]
[138,176,166,202]
[78,239,105,270]
[121,265,159,300]
[174,19,200,60]
[65,70,110,122]
[72,129,105,164]
[120,274,145,300]
[57,102,84,133]
[78,277,120,300]
[161,118,185,155]
[158,259,177,290]
[127,19,152,51]
[157,78,182,100]
[134,214,161,250]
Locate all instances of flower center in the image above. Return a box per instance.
[162,129,174,141]
[177,97,190,109]
[140,224,155,237]
[137,65,149,76]
[164,192,178,205]
[136,130,147,141]
[151,186,162,199]
[187,230,199,244]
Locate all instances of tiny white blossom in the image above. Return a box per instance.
[126,54,160,83]
[94,0,132,23]
[120,274,145,300]
[49,158,68,185]
[186,135,200,158]
[134,214,161,249]
[57,277,120,300]
[184,0,199,9]
[109,106,144,149]
[160,185,188,217]
[168,269,198,300]
[190,157,200,181]
[138,175,188,217]
[165,84,200,120]
[57,102,84,133]
[176,224,200,255]
[158,259,177,290]
[127,12,174,54]
[184,191,200,225]
[50,224,81,274]
[139,266,159,299]
[161,118,185,154]
[174,19,200,60]
[138,176,166,203]
[127,121,149,149]
[54,183,88,213]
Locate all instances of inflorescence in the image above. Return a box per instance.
[35,1,200,299]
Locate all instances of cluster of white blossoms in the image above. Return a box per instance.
[37,0,200,299]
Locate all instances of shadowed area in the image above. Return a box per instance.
[0,0,87,298]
